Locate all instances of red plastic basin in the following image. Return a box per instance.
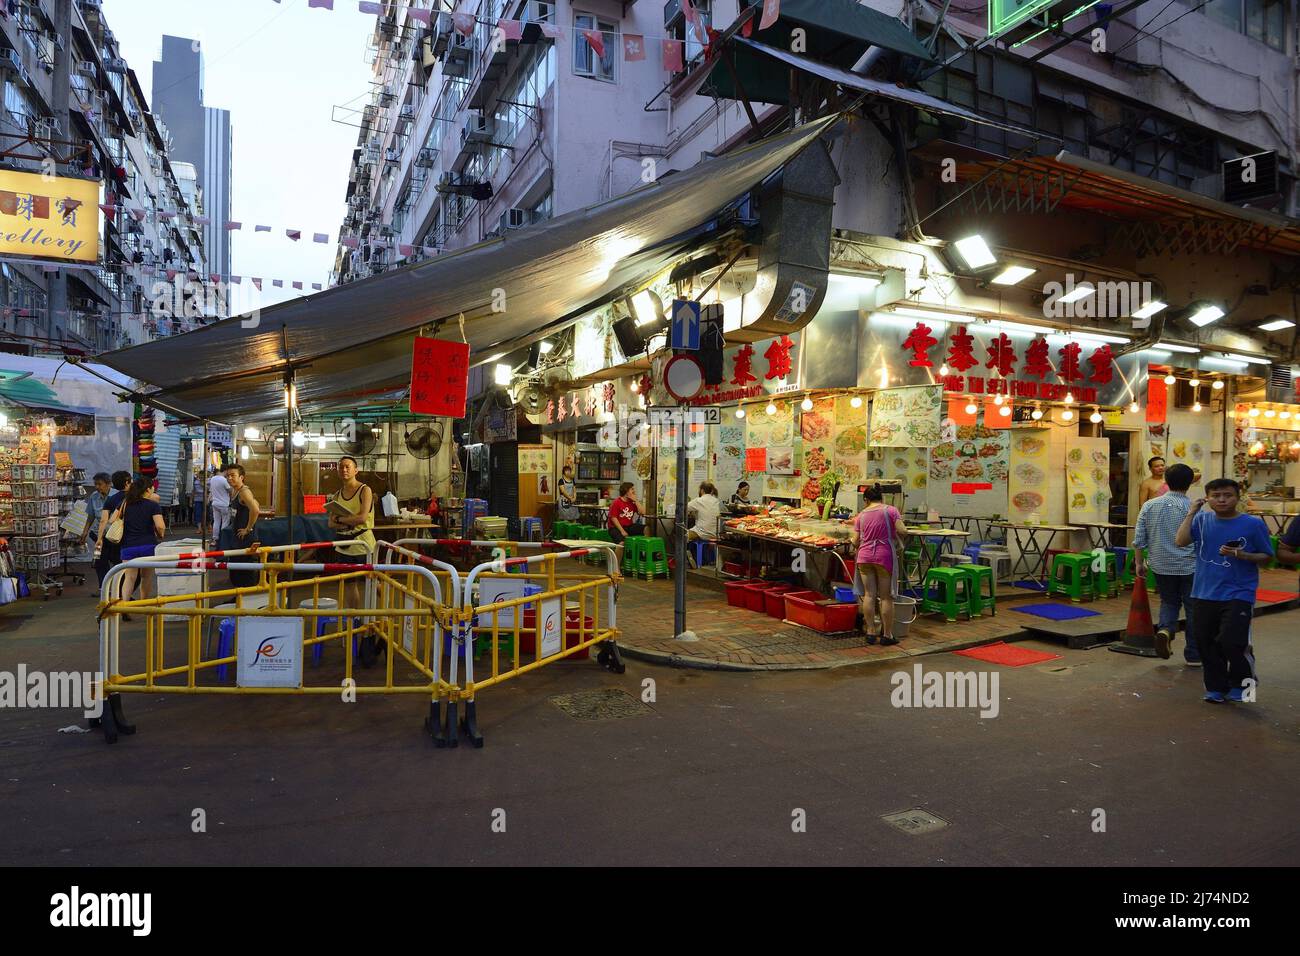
[742,581,776,612]
[725,579,758,608]
[783,591,857,633]
[762,584,796,618]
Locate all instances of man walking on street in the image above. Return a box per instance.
[1174,478,1272,703]
[207,467,231,541]
[1132,463,1199,664]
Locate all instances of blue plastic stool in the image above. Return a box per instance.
[214,618,236,682]
[962,544,983,562]
[311,617,340,664]
[691,540,716,568]
[521,517,542,541]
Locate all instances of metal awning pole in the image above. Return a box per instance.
[202,420,209,553]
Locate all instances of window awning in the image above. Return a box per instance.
[717,39,1048,140]
[95,114,840,424]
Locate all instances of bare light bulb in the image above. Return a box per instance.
[1248,407,1260,417]
[998,405,1011,418]
[1265,408,1277,418]
[1089,409,1102,424]
[1192,402,1202,412]
[629,380,639,393]
[1189,378,1200,388]
[1212,380,1225,390]
[1164,374,1176,385]
[765,402,777,416]
[1128,401,1139,414]
[735,407,745,419]
[1030,407,1043,420]
[938,364,949,376]
[964,401,978,415]
[993,394,1004,406]
[850,395,863,409]
[800,397,814,412]
[1063,392,1074,404]
[1281,411,1292,420]
[1061,408,1074,421]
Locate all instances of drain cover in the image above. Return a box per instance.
[549,688,651,722]
[880,809,949,834]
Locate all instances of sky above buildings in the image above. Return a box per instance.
[106,0,375,309]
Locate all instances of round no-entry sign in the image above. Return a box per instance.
[664,354,705,402]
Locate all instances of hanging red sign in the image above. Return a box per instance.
[1146,377,1168,424]
[409,336,470,418]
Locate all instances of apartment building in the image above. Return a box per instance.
[0,0,212,356]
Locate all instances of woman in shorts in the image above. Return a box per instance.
[117,476,166,603]
[850,484,907,645]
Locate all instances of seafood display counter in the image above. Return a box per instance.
[719,506,855,583]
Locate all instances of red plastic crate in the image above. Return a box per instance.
[783,591,858,633]
[722,560,750,577]
[303,494,327,514]
[763,584,796,618]
[742,581,776,612]
[725,579,758,608]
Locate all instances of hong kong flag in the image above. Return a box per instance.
[759,0,781,31]
[623,34,646,61]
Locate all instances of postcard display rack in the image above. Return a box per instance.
[10,463,64,594]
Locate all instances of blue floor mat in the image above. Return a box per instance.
[1011,602,1102,621]
[1012,580,1049,591]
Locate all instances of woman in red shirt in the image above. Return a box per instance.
[606,481,643,566]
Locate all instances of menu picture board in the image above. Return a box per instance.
[1008,429,1050,519]
[715,423,744,481]
[927,419,1010,518]
[1166,422,1211,495]
[517,445,550,475]
[869,386,943,448]
[1065,437,1111,524]
[832,394,868,485]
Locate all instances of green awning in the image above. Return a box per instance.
[704,0,934,105]
[0,370,93,416]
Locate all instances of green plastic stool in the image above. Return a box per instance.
[554,520,574,539]
[622,535,644,573]
[921,567,973,622]
[956,564,995,616]
[1088,551,1119,599]
[587,528,613,565]
[1047,553,1095,603]
[1145,567,1156,592]
[635,536,670,580]
[1112,547,1136,587]
[1268,535,1281,570]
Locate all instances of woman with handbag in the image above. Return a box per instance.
[850,484,907,645]
[116,476,166,606]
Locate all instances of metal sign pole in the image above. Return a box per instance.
[674,408,688,639]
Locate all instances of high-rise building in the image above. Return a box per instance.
[152,35,232,282]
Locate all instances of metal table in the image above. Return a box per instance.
[901,527,971,589]
[1073,521,1133,551]
[988,522,1083,586]
[1254,512,1300,536]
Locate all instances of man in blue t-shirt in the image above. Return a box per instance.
[1174,478,1272,704]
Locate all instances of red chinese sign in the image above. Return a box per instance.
[763,335,794,380]
[1023,338,1051,379]
[985,333,1016,377]
[730,344,757,386]
[946,326,979,372]
[1146,378,1167,424]
[408,337,470,417]
[903,322,938,367]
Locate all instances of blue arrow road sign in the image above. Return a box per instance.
[670,298,701,350]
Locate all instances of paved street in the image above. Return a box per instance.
[2,585,1297,867]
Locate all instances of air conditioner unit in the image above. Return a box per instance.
[385,147,400,164]
[76,60,96,76]
[105,57,128,74]
[379,90,395,107]
[1,48,23,74]
[416,148,436,167]
[446,32,473,60]
[462,111,493,144]
[437,171,456,192]
[499,207,527,231]
[522,1,554,24]
[399,104,415,121]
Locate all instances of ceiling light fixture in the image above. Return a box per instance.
[1212,380,1225,390]
[1058,283,1095,305]
[1259,318,1296,332]
[990,265,1036,285]
[801,397,814,412]
[1131,300,1168,320]
[952,235,997,269]
[1060,408,1074,421]
[850,395,863,408]
[1187,304,1226,327]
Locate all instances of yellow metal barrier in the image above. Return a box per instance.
[92,539,625,749]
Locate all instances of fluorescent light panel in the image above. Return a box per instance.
[990,265,1036,286]
[1188,305,1225,327]
[1154,342,1201,354]
[1057,282,1095,304]
[1221,353,1271,365]
[1259,319,1295,332]
[1131,300,1168,320]
[953,235,996,269]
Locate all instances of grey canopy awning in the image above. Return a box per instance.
[736,39,1054,141]
[96,114,841,423]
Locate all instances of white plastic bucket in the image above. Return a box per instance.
[892,595,919,639]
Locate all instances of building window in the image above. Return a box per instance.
[573,13,618,82]
[527,190,552,224]
[669,0,712,68]
[1199,0,1287,51]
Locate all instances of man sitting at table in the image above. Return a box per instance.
[606,482,644,566]
[1133,463,1199,664]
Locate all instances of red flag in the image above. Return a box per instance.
[498,18,522,41]
[683,0,708,43]
[209,273,220,283]
[623,34,646,61]
[948,399,977,427]
[759,0,781,30]
[453,11,474,36]
[286,229,301,241]
[662,39,684,72]
[540,22,563,40]
[292,281,303,290]
[399,244,414,256]
[252,278,263,291]
[581,29,605,59]
[225,220,241,230]
[408,7,432,26]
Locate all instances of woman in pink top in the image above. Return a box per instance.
[850,484,907,645]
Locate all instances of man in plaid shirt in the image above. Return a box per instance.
[1133,463,1200,663]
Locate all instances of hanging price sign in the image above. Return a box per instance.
[409,336,470,418]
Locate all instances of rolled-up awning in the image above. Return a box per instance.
[719,39,1051,141]
[96,114,841,423]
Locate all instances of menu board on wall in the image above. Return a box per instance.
[1166,420,1211,495]
[1008,430,1050,520]
[517,445,550,475]
[869,386,943,448]
[868,446,930,512]
[715,423,744,484]
[1144,423,1167,461]
[927,420,1011,518]
[832,394,868,485]
[1066,437,1111,524]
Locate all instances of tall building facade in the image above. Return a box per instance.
[0,0,212,354]
[152,35,232,282]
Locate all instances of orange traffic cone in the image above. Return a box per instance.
[1109,574,1160,658]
